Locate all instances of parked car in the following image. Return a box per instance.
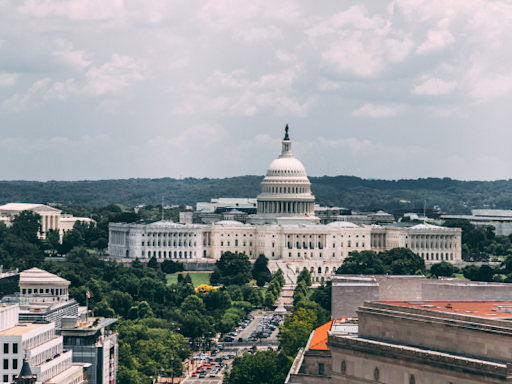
[199,372,206,378]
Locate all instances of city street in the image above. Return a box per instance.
[182,312,283,384]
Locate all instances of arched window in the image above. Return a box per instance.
[318,267,322,273]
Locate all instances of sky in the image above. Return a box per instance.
[1,0,512,182]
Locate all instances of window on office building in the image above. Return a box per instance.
[12,359,17,370]
[3,344,8,354]
[12,344,17,354]
[3,359,8,369]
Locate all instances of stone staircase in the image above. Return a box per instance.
[269,260,297,286]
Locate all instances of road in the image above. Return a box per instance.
[182,312,283,384]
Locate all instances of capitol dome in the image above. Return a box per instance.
[255,125,316,219]
[265,157,307,178]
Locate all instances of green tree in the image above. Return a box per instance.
[337,250,387,275]
[11,210,42,244]
[94,300,115,318]
[246,289,262,307]
[147,256,159,269]
[45,229,60,256]
[224,350,292,384]
[430,261,454,277]
[210,252,252,286]
[263,291,275,307]
[297,268,312,286]
[252,254,271,282]
[310,280,332,312]
[378,248,425,275]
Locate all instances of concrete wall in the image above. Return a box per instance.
[332,275,512,319]
[358,303,512,363]
[331,277,379,318]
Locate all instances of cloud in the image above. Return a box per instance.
[17,0,124,20]
[0,72,20,86]
[306,5,413,78]
[416,29,455,55]
[352,103,406,118]
[275,50,297,63]
[84,54,144,96]
[174,67,314,116]
[51,40,92,70]
[2,78,50,112]
[412,77,457,95]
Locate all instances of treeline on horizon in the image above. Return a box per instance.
[1,175,512,214]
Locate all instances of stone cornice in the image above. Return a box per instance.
[327,334,512,379]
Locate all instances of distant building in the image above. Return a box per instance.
[109,128,463,281]
[0,203,94,239]
[442,209,512,236]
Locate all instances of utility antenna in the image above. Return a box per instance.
[162,196,164,221]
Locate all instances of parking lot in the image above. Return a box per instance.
[182,312,284,384]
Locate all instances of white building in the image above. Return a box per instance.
[0,305,88,384]
[109,127,462,282]
[0,203,94,239]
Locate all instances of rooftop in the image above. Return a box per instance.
[308,318,358,351]
[21,268,70,286]
[0,323,48,336]
[379,301,512,319]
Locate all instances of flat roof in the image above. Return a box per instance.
[0,323,48,336]
[379,301,512,319]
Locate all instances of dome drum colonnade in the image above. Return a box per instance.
[256,125,315,218]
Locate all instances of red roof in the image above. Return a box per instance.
[308,320,333,351]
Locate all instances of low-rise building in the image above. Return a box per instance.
[442,209,512,236]
[0,305,88,384]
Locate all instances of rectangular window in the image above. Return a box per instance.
[141,242,144,246]
[289,253,291,257]
[3,344,8,354]
[28,289,32,294]
[356,242,358,247]
[319,363,325,375]
[362,243,365,247]
[3,359,8,369]
[12,359,17,370]
[12,344,17,354]
[348,241,351,247]
[228,242,230,246]
[272,243,275,248]
[3,375,7,383]
[319,253,322,257]
[332,252,335,257]
[22,289,26,294]
[221,242,223,246]
[333,243,335,248]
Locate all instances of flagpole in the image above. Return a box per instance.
[86,293,88,321]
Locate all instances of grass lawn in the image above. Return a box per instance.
[166,272,212,287]
[453,273,467,280]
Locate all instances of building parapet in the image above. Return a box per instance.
[327,333,512,379]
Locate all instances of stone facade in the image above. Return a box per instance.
[331,275,512,318]
[328,302,512,384]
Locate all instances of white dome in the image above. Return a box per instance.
[265,157,307,178]
[214,220,245,226]
[327,221,360,228]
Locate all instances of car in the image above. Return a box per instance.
[207,364,212,369]
[192,372,197,377]
[222,355,230,360]
[238,337,243,342]
[211,351,217,356]
[217,344,224,350]
[261,333,270,338]
[210,372,216,377]
[248,337,256,342]
[199,372,206,378]
[224,336,234,342]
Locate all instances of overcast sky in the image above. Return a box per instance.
[1,0,512,182]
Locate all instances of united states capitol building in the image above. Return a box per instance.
[109,128,462,282]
